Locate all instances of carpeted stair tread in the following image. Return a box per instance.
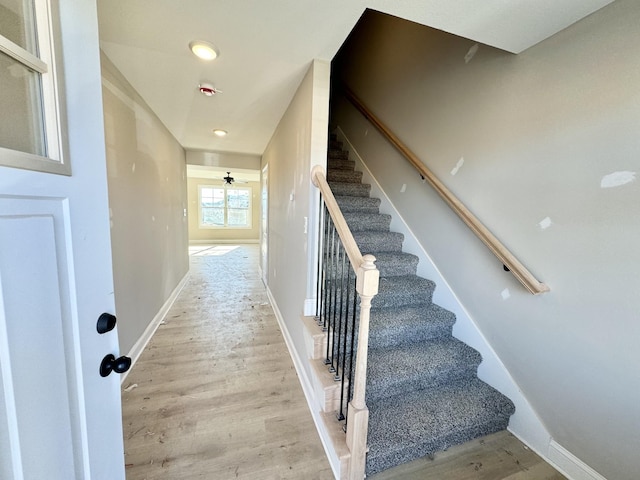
[335,195,380,213]
[366,378,515,475]
[329,181,371,198]
[328,149,349,160]
[374,275,436,308]
[366,338,482,402]
[322,133,515,477]
[344,212,392,232]
[329,139,343,150]
[367,252,418,277]
[327,169,363,184]
[353,230,404,253]
[328,158,356,170]
[368,304,456,349]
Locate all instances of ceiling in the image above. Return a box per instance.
[97,0,614,157]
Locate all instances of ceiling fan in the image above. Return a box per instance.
[222,172,247,185]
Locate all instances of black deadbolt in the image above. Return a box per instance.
[97,313,117,334]
[100,354,132,377]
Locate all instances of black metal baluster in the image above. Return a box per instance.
[343,275,358,432]
[333,241,346,386]
[328,226,339,374]
[325,219,336,366]
[337,260,353,422]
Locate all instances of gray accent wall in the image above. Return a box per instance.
[332,3,640,480]
[101,53,189,355]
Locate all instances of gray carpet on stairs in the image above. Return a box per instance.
[325,135,515,476]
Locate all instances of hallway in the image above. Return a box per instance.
[120,244,333,479]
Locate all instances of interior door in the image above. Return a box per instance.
[0,1,125,478]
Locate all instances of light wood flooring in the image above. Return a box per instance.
[121,243,566,480]
[369,430,566,480]
[121,244,333,479]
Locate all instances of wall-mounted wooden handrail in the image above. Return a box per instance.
[344,87,549,295]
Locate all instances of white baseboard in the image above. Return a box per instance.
[266,286,340,480]
[547,441,607,480]
[121,272,189,384]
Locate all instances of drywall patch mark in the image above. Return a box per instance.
[131,162,136,173]
[451,157,465,176]
[465,44,479,64]
[538,216,552,230]
[501,288,510,300]
[400,183,407,193]
[600,171,636,188]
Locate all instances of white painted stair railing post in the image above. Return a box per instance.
[347,255,379,479]
[311,165,380,479]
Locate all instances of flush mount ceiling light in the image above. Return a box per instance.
[213,129,227,137]
[198,83,222,96]
[189,40,219,61]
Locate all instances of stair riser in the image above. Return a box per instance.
[327,171,363,184]
[334,196,381,214]
[373,288,433,309]
[368,306,456,349]
[366,368,478,404]
[328,159,356,170]
[366,417,512,475]
[329,182,371,198]
[353,232,404,253]
[343,213,391,232]
[328,149,349,160]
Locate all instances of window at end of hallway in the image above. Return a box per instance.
[199,185,251,228]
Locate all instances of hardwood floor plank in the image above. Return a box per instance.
[122,244,565,480]
[122,244,333,479]
[369,430,566,480]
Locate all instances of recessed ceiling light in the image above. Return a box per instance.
[213,129,227,137]
[189,41,219,61]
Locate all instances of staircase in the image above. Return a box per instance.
[326,134,516,476]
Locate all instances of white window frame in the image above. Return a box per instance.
[0,0,69,175]
[198,185,252,229]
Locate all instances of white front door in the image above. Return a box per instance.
[0,1,125,479]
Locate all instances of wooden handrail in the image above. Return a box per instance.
[312,165,364,274]
[344,88,550,295]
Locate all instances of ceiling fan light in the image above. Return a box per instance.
[213,129,228,137]
[189,41,219,61]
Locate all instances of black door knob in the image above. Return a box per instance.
[97,313,117,334]
[99,354,132,377]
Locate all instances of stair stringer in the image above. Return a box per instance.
[335,126,554,459]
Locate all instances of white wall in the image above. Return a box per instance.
[332,3,640,480]
[101,53,189,355]
[261,59,330,390]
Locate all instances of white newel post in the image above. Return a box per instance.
[347,255,379,479]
